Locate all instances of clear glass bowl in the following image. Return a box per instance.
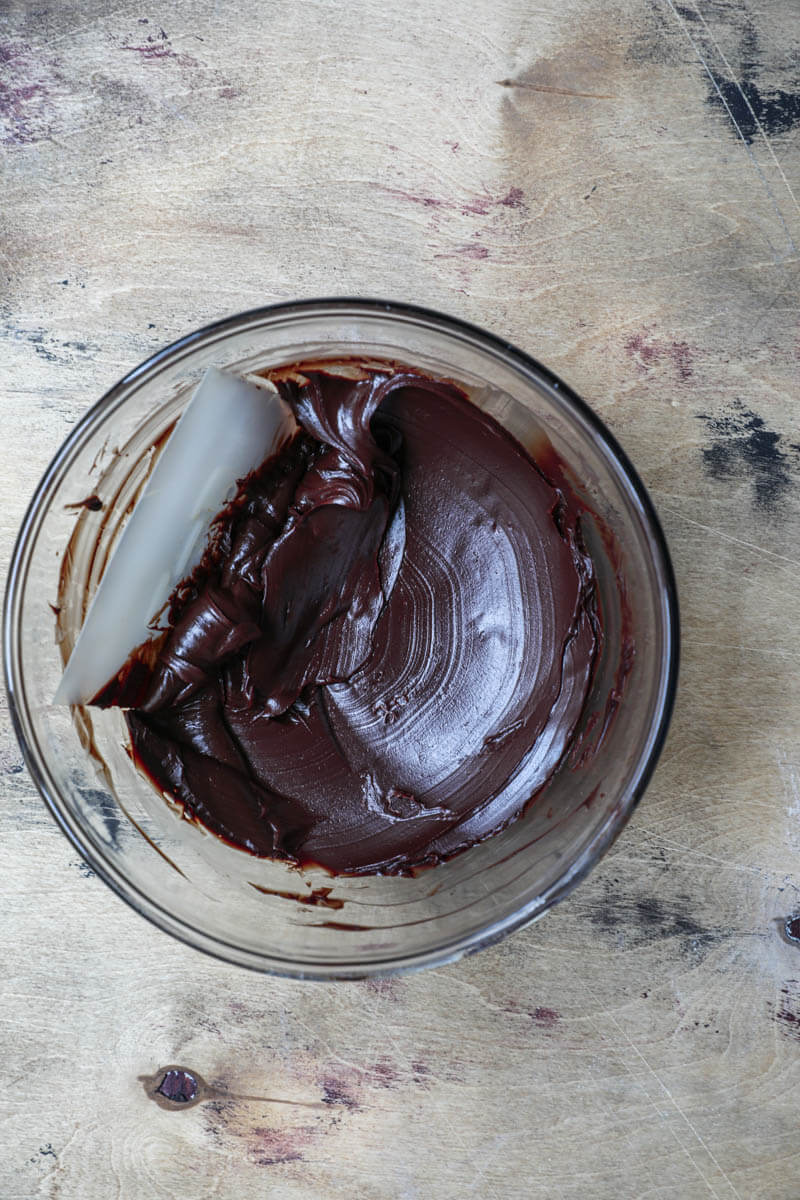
[3,299,678,978]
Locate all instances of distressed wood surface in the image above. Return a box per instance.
[2,1,799,1197]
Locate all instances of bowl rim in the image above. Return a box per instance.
[3,296,680,979]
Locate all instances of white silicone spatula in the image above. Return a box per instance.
[55,367,296,705]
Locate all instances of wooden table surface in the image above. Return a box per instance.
[2,1,799,1196]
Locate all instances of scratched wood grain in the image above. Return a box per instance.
[2,1,799,1197]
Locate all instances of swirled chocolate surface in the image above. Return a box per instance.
[96,365,602,874]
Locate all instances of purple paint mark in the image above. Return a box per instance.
[625,332,659,367]
[1,82,41,107]
[369,1058,399,1089]
[380,185,525,219]
[531,1006,560,1027]
[379,186,445,209]
[362,977,399,998]
[250,1126,313,1167]
[500,186,525,208]
[669,342,694,381]
[773,981,800,1040]
[624,329,695,382]
[120,43,199,67]
[320,1058,407,1104]
[218,86,240,99]
[697,401,799,512]
[0,42,77,147]
[434,244,490,262]
[461,197,492,216]
[411,1060,433,1087]
[502,999,560,1027]
[320,1076,359,1110]
[0,79,48,145]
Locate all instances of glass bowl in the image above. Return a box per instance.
[3,299,678,978]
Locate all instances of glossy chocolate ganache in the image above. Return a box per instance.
[95,363,603,874]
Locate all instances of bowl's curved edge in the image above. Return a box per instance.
[2,297,680,978]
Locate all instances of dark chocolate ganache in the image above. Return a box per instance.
[96,364,602,874]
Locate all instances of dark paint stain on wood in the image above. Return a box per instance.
[5,323,98,361]
[633,896,715,946]
[771,981,800,1040]
[696,401,799,511]
[26,1142,58,1169]
[710,76,800,143]
[22,329,58,361]
[700,11,800,143]
[585,882,719,953]
[630,2,800,143]
[320,1076,359,1110]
